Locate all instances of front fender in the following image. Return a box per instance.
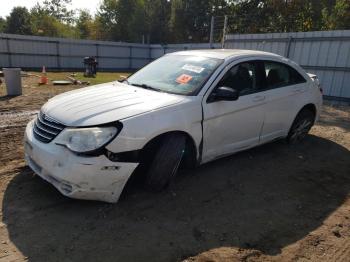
[105,99,203,159]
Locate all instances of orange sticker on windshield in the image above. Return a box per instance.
[176,74,193,84]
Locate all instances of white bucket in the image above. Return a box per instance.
[3,68,22,96]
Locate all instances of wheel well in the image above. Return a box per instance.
[299,103,317,120]
[141,131,198,168]
[287,103,317,135]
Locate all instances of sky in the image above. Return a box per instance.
[0,0,101,18]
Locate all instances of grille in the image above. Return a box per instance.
[33,112,65,143]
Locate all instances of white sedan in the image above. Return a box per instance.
[24,49,323,203]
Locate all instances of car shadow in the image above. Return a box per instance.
[2,135,350,261]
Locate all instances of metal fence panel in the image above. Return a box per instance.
[98,45,130,58]
[60,57,83,69]
[99,58,130,69]
[131,47,149,58]
[0,54,9,66]
[150,47,165,59]
[149,43,221,59]
[10,54,57,68]
[225,30,350,100]
[1,32,349,100]
[131,59,149,69]
[60,42,97,57]
[9,39,56,55]
[0,40,7,53]
[0,34,220,71]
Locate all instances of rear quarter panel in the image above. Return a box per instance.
[289,79,323,130]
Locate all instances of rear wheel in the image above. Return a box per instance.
[287,109,315,144]
[145,134,186,191]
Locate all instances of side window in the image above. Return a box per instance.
[217,62,259,96]
[264,61,306,89]
[289,66,307,85]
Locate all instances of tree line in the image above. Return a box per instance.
[0,0,349,44]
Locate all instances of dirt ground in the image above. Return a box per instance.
[0,75,349,262]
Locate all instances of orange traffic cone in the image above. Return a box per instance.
[39,66,48,85]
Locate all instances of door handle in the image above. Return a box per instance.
[253,95,265,102]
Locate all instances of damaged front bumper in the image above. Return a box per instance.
[24,120,139,203]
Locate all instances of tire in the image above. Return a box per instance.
[287,109,315,144]
[145,134,186,191]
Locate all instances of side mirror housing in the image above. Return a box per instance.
[209,86,239,102]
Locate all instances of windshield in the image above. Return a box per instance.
[126,55,223,95]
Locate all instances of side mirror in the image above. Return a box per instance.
[118,75,128,83]
[209,86,239,102]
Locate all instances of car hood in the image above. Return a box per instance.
[41,82,185,126]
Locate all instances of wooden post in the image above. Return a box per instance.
[222,15,228,48]
[6,38,12,67]
[209,16,214,48]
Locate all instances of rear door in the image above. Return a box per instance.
[258,60,308,143]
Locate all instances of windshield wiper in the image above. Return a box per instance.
[129,83,163,92]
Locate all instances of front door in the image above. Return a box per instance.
[202,61,265,163]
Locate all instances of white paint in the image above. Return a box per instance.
[41,82,185,126]
[24,120,138,203]
[24,49,323,203]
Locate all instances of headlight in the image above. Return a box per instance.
[55,127,118,153]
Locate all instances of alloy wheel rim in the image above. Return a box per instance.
[291,119,312,141]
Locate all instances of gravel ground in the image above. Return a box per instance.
[0,77,349,261]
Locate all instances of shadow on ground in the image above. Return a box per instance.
[0,95,20,102]
[2,135,350,261]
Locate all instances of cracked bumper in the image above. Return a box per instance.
[24,120,139,203]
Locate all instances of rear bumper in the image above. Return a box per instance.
[24,120,138,203]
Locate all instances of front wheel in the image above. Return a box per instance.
[145,134,186,191]
[287,109,315,144]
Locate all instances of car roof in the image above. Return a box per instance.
[169,49,283,60]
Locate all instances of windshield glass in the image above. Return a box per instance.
[127,55,223,95]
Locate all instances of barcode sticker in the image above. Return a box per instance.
[182,64,205,74]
